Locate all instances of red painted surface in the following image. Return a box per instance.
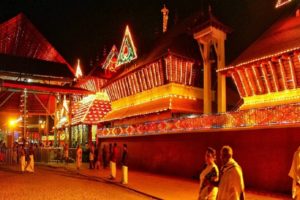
[99,127,300,194]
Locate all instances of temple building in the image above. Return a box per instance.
[93,3,300,194]
[220,8,300,110]
[97,9,238,127]
[0,13,90,145]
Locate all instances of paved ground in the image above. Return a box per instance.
[0,165,149,200]
[0,163,291,200]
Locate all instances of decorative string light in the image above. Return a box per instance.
[278,59,288,90]
[175,57,178,82]
[245,67,256,95]
[260,64,272,93]
[137,71,144,92]
[116,25,138,67]
[157,62,162,85]
[97,103,300,137]
[180,59,183,83]
[237,69,249,96]
[251,65,263,94]
[288,57,297,89]
[231,72,244,97]
[275,0,292,8]
[268,61,279,92]
[141,69,148,90]
[189,62,193,85]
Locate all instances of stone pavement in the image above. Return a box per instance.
[38,162,291,200]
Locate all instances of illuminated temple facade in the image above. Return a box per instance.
[82,4,300,194]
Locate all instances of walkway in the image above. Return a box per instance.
[38,162,290,200]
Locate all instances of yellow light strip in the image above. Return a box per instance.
[137,71,144,92]
[170,56,173,82]
[189,62,193,85]
[175,57,178,82]
[155,62,160,86]
[288,57,297,89]
[110,83,206,110]
[180,59,183,83]
[231,73,243,97]
[237,69,249,96]
[145,68,151,89]
[141,69,147,90]
[241,88,300,110]
[251,65,263,94]
[278,59,287,90]
[260,64,271,93]
[165,57,169,81]
[245,68,256,95]
[268,61,279,92]
[148,67,154,88]
[185,61,188,85]
[134,73,140,93]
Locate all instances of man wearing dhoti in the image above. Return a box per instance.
[121,144,128,184]
[20,145,26,172]
[217,146,245,200]
[110,143,118,180]
[289,146,300,200]
[76,145,82,171]
[25,144,34,173]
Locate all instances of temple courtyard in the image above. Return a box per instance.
[0,164,290,200]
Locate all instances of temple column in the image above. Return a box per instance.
[202,42,212,114]
[216,37,226,113]
[194,27,228,114]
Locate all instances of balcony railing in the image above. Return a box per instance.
[97,103,300,137]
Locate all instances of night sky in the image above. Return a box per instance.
[0,0,297,73]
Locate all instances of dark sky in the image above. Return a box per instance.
[0,0,297,73]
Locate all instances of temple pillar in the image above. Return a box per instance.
[194,26,228,114]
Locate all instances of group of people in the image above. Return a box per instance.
[75,142,128,184]
[198,145,244,200]
[18,143,35,173]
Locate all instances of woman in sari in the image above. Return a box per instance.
[198,147,219,200]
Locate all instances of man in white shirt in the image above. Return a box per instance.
[289,146,300,200]
[217,146,245,200]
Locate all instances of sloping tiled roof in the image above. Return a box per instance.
[230,14,300,67]
[72,96,111,125]
[0,13,74,75]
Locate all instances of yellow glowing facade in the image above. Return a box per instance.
[111,83,213,111]
[241,88,300,110]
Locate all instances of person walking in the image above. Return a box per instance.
[95,143,101,170]
[217,145,245,200]
[121,144,128,184]
[13,143,18,164]
[109,143,113,170]
[110,143,118,180]
[20,145,26,173]
[63,143,69,165]
[289,146,300,200]
[198,147,219,200]
[25,144,34,173]
[89,143,95,169]
[76,145,82,171]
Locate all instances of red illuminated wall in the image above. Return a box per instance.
[99,127,300,194]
